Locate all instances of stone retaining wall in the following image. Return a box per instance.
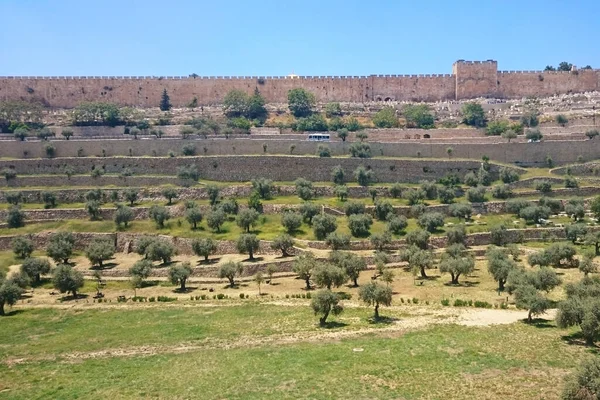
[0,156,505,184]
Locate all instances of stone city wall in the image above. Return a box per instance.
[1,61,598,107]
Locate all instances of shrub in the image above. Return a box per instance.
[373,200,393,221]
[7,207,25,228]
[499,167,520,183]
[294,114,328,131]
[387,215,408,234]
[316,145,331,157]
[372,107,399,128]
[466,186,487,203]
[281,212,302,234]
[461,102,486,127]
[325,232,351,250]
[534,180,552,193]
[349,142,371,158]
[288,88,315,118]
[181,144,196,156]
[403,104,435,129]
[417,212,445,233]
[486,120,509,135]
[347,213,373,237]
[12,236,34,259]
[312,214,337,240]
[344,201,365,216]
[491,184,513,199]
[354,166,374,186]
[525,129,543,141]
[294,178,314,201]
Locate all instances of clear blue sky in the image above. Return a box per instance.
[1,0,598,76]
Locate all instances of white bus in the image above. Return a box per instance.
[307,133,330,141]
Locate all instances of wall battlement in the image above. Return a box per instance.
[0,60,598,107]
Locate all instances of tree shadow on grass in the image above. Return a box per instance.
[197,258,220,266]
[59,293,89,302]
[173,286,198,294]
[90,262,118,271]
[3,309,25,317]
[320,321,348,329]
[561,331,600,351]
[443,280,480,287]
[367,316,398,325]
[530,318,555,329]
[141,281,159,288]
[243,257,264,263]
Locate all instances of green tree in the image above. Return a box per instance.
[324,102,343,118]
[449,203,473,221]
[402,245,434,279]
[417,212,445,233]
[247,88,268,122]
[372,107,399,128]
[359,282,392,320]
[85,238,115,269]
[85,200,101,220]
[561,357,600,399]
[288,88,315,117]
[295,178,314,201]
[439,244,475,284]
[270,233,294,257]
[406,229,430,250]
[299,202,320,224]
[337,128,349,142]
[169,262,193,291]
[403,104,435,128]
[20,257,51,284]
[370,231,392,252]
[312,214,337,240]
[236,208,259,233]
[46,232,74,264]
[330,251,366,287]
[313,263,347,289]
[114,205,134,228]
[161,188,178,205]
[222,90,249,118]
[331,165,345,185]
[52,264,84,298]
[506,267,561,322]
[251,178,274,200]
[354,165,374,186]
[206,208,226,232]
[192,238,217,263]
[146,240,175,265]
[311,289,343,326]
[293,253,317,290]
[61,128,74,140]
[149,205,170,228]
[334,185,348,201]
[218,261,243,287]
[461,102,486,127]
[5,191,23,206]
[387,215,408,235]
[347,213,373,237]
[159,89,172,111]
[237,234,260,261]
[41,191,57,209]
[123,188,138,206]
[281,212,302,234]
[185,207,203,229]
[486,247,517,291]
[11,236,33,259]
[129,259,153,284]
[325,232,351,250]
[0,279,22,315]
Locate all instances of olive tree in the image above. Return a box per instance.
[486,246,517,291]
[293,253,317,290]
[270,234,294,257]
[313,263,347,290]
[237,234,260,261]
[192,238,217,263]
[311,289,343,326]
[20,257,51,284]
[46,232,74,264]
[149,205,171,228]
[129,259,153,285]
[206,208,226,232]
[218,261,244,287]
[11,236,33,259]
[281,212,302,234]
[85,238,115,269]
[506,267,561,322]
[169,262,193,291]
[185,207,203,229]
[236,208,259,233]
[330,251,366,287]
[557,276,600,345]
[0,279,22,315]
[439,244,474,284]
[312,214,337,240]
[161,188,178,205]
[359,282,393,320]
[52,264,84,298]
[561,357,600,399]
[114,205,134,228]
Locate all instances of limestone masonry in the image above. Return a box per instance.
[1,60,598,108]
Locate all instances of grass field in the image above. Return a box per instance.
[0,303,590,399]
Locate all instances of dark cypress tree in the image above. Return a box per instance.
[160,89,172,111]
